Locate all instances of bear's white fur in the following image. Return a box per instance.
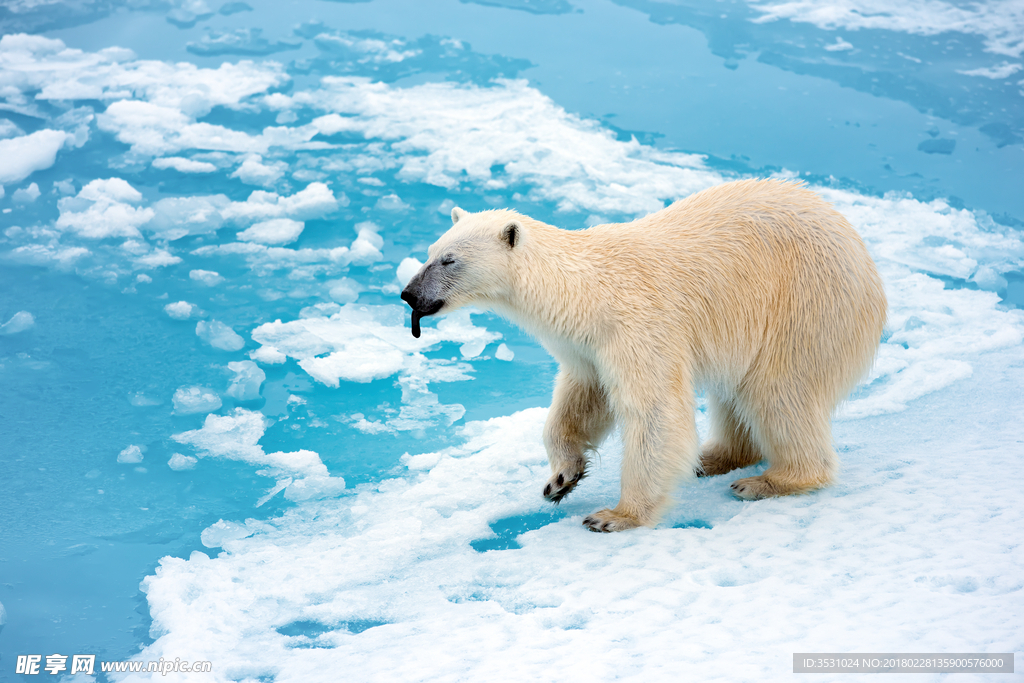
[402,179,887,532]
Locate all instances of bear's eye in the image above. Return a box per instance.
[440,255,455,266]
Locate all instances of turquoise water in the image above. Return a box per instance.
[1,0,1022,678]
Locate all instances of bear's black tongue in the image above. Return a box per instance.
[411,310,422,338]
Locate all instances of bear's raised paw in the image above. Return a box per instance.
[543,469,584,504]
[582,509,643,533]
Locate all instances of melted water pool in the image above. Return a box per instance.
[1,0,1023,679]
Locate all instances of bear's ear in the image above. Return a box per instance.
[501,220,521,249]
[451,207,468,225]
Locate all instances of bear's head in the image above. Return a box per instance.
[401,207,525,338]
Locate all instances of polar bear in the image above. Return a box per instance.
[401,179,886,532]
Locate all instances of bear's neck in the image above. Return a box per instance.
[499,225,603,353]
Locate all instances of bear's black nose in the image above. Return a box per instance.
[401,289,418,309]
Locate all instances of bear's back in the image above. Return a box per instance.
[574,178,885,393]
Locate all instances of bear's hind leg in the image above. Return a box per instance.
[543,369,614,504]
[698,394,763,476]
[729,394,836,500]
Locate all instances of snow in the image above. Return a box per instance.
[196,320,245,351]
[0,310,35,335]
[131,359,1024,681]
[172,386,223,415]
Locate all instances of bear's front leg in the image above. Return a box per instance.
[583,379,699,532]
[542,370,613,504]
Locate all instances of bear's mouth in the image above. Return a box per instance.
[409,300,444,338]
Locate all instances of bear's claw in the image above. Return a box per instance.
[582,509,642,533]
[730,475,780,500]
[543,470,584,504]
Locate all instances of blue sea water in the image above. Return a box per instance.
[0,0,1022,679]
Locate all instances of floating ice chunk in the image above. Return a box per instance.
[173,408,266,463]
[460,339,487,359]
[190,269,224,286]
[133,248,182,269]
[391,370,466,431]
[56,178,155,239]
[396,257,423,287]
[249,345,287,364]
[200,520,255,549]
[825,36,854,51]
[173,408,341,481]
[299,303,342,319]
[237,218,304,245]
[328,277,360,304]
[436,309,501,351]
[12,182,40,203]
[146,195,229,241]
[7,244,90,269]
[164,301,198,319]
[117,444,144,464]
[168,452,197,471]
[957,62,1023,79]
[495,343,514,361]
[0,311,34,335]
[196,320,245,351]
[172,385,223,414]
[375,193,410,211]
[152,157,217,173]
[0,119,23,138]
[226,361,266,401]
[349,221,384,265]
[221,182,341,224]
[231,154,287,186]
[97,100,266,157]
[0,129,69,184]
[284,475,346,502]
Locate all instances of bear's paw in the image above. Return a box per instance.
[542,467,585,504]
[582,509,643,533]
